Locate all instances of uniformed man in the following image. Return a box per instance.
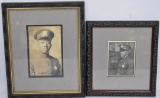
[108,43,134,75]
[116,44,134,75]
[30,29,61,77]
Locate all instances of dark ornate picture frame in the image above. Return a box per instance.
[2,2,85,98]
[86,21,159,96]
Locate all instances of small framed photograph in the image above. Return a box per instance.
[86,21,159,96]
[2,2,85,97]
[108,41,136,77]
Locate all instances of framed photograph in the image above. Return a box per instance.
[86,21,159,96]
[2,2,85,97]
[108,41,136,77]
[27,25,63,77]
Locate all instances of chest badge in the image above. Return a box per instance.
[54,66,57,70]
[122,65,125,68]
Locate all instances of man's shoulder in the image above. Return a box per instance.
[48,55,59,62]
[124,57,134,64]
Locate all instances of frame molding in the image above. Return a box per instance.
[2,2,85,97]
[86,21,159,96]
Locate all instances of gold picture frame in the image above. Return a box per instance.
[2,2,85,97]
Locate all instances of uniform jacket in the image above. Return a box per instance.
[109,55,134,75]
[116,56,134,75]
[30,53,61,76]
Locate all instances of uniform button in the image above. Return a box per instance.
[122,65,125,68]
[54,66,57,70]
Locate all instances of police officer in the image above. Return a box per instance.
[116,44,134,75]
[30,29,61,76]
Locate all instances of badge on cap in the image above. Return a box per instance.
[34,29,54,40]
[42,30,48,37]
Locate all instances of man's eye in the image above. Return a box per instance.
[47,42,50,44]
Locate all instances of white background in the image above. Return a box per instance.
[0,0,160,98]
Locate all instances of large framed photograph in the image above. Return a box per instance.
[2,2,85,97]
[86,21,159,96]
[27,25,63,77]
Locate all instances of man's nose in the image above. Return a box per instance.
[43,42,47,47]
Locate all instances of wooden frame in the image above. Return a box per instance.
[86,21,159,96]
[2,2,85,97]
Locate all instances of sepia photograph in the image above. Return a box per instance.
[108,41,136,76]
[27,25,63,77]
[2,2,85,97]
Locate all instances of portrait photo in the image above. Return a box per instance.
[108,41,136,76]
[27,25,63,77]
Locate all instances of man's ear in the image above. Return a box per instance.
[49,41,52,46]
[127,50,130,54]
[36,40,39,45]
[128,49,131,53]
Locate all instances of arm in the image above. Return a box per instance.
[53,59,61,76]
[30,63,35,76]
[126,60,134,75]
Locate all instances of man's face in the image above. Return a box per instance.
[120,51,128,58]
[37,39,52,54]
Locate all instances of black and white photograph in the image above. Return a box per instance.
[86,21,158,96]
[108,41,136,76]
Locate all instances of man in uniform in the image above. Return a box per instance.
[108,43,134,75]
[30,29,61,77]
[116,44,134,75]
